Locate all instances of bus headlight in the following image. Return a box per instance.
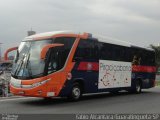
[21,79,50,89]
[32,79,49,88]
[10,77,21,88]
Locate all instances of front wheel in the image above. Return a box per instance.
[68,83,82,101]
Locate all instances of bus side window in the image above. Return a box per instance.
[99,43,113,60]
[73,39,96,61]
[112,45,123,61]
[145,51,155,66]
[150,52,155,66]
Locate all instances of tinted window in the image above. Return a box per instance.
[47,37,75,74]
[99,42,126,61]
[130,47,155,66]
[141,50,155,66]
[74,39,97,60]
[98,41,155,66]
[54,37,75,50]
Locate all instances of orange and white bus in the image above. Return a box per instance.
[10,31,156,100]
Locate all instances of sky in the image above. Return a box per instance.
[0,0,160,55]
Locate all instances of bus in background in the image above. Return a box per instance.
[10,31,156,101]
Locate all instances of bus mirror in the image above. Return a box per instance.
[40,44,64,59]
[4,47,18,60]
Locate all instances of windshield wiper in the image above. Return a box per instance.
[15,50,19,63]
[14,59,24,76]
[25,53,33,78]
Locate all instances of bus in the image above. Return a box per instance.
[10,31,156,101]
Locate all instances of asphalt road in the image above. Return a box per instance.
[0,87,160,114]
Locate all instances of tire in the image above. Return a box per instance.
[135,80,142,93]
[68,83,82,101]
[130,80,142,94]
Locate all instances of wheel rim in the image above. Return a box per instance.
[72,87,80,99]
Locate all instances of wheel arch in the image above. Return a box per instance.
[136,77,143,87]
[73,78,85,94]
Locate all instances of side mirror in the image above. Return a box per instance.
[4,47,18,60]
[40,43,64,59]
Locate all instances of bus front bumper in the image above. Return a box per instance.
[10,84,57,98]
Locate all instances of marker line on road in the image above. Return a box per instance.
[0,97,37,102]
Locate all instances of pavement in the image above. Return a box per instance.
[0,87,160,114]
[0,95,23,100]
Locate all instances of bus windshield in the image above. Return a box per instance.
[11,37,75,79]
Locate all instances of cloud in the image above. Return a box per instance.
[0,0,159,55]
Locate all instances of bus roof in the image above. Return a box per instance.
[24,31,80,41]
[93,34,131,47]
[24,31,154,51]
[93,34,154,51]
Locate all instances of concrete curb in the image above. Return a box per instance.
[0,96,23,100]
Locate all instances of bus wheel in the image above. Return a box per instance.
[131,80,142,94]
[68,83,82,101]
